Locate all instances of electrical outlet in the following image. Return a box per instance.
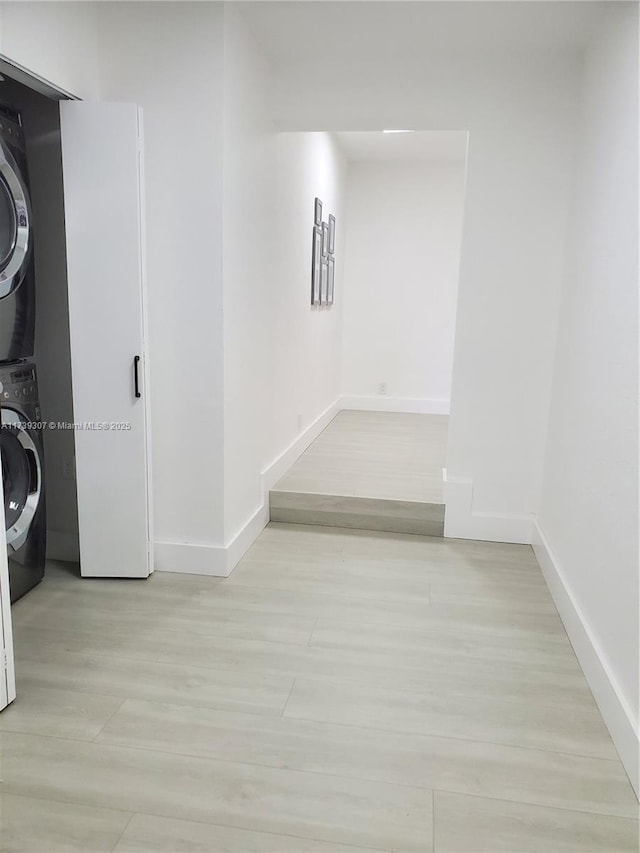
[297,413,303,432]
[61,456,75,480]
[378,382,387,395]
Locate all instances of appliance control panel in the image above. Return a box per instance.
[0,364,38,403]
[0,105,24,146]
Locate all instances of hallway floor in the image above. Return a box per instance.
[2,523,638,852]
[273,411,448,503]
[270,411,448,536]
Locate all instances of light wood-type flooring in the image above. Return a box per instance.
[2,523,638,852]
[271,412,448,536]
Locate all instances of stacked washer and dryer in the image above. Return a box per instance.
[0,104,46,602]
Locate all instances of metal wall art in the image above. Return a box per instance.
[311,224,322,305]
[327,255,335,305]
[311,197,336,306]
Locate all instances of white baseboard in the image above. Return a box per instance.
[340,395,450,415]
[443,472,533,544]
[262,399,340,493]
[46,529,80,563]
[532,521,639,799]
[225,502,269,572]
[155,399,341,578]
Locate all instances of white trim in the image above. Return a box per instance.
[155,399,341,578]
[46,529,80,563]
[0,481,15,708]
[339,395,450,415]
[443,471,533,544]
[532,521,639,799]
[262,399,340,493]
[225,502,269,573]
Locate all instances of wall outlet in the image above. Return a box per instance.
[61,456,75,480]
[378,382,388,395]
[297,413,303,432]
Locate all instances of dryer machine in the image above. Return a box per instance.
[0,105,35,362]
[0,360,45,601]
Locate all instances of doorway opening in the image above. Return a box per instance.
[270,130,470,536]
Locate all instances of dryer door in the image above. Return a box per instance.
[0,408,41,552]
[0,140,31,300]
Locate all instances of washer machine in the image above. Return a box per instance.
[0,104,35,362]
[0,360,45,601]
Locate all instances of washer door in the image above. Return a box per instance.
[1,408,41,551]
[0,140,31,300]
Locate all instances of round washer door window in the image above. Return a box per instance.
[1,425,30,529]
[0,175,17,270]
[0,141,31,299]
[0,408,41,549]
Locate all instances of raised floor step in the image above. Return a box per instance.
[269,490,445,537]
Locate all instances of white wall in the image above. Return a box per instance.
[223,8,347,543]
[0,2,99,98]
[272,50,581,542]
[535,3,639,795]
[271,132,346,460]
[97,3,227,566]
[341,159,466,412]
[222,4,275,543]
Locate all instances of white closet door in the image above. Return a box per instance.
[0,477,15,710]
[60,102,152,578]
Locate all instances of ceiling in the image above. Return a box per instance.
[334,130,468,162]
[239,1,607,67]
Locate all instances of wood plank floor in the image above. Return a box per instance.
[2,523,638,852]
[271,411,448,535]
[273,411,448,503]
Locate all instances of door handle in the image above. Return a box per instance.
[133,355,141,399]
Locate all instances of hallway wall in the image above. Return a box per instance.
[222,3,276,544]
[536,2,639,795]
[341,159,466,413]
[271,132,346,468]
[222,13,347,546]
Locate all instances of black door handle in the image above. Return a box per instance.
[133,355,141,398]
